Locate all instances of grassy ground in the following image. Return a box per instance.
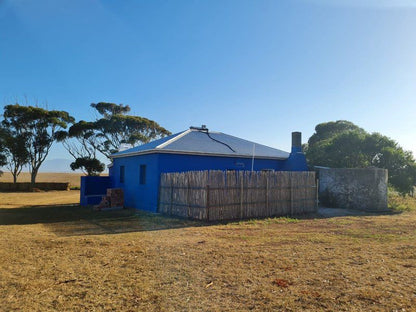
[0,172,87,188]
[0,191,82,209]
[1,192,416,311]
[388,192,416,212]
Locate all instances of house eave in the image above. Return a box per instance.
[110,149,289,160]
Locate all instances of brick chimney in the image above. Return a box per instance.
[291,132,302,153]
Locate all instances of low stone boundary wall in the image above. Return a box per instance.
[0,182,70,192]
[318,168,388,211]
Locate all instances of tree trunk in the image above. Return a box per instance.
[30,168,38,188]
[13,173,17,184]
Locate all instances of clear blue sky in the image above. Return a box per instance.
[1,0,415,167]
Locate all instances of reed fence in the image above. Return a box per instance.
[159,170,317,221]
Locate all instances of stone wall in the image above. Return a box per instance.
[318,168,388,211]
[0,182,70,192]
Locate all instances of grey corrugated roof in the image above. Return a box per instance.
[111,128,290,159]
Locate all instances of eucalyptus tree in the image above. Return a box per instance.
[56,120,105,176]
[0,125,29,183]
[57,102,170,174]
[2,104,74,185]
[0,127,8,171]
[90,102,171,159]
[69,157,105,176]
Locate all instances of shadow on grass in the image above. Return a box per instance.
[315,206,399,218]
[0,204,206,236]
[0,203,399,237]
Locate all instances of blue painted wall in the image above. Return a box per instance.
[282,152,309,171]
[80,176,112,205]
[81,147,308,209]
[110,153,299,212]
[158,153,286,172]
[111,153,160,211]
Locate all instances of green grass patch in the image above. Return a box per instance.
[327,218,355,225]
[236,216,299,226]
[388,192,416,212]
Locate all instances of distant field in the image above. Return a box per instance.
[0,172,99,187]
[1,192,415,311]
[0,190,81,208]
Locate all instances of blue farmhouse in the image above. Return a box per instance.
[81,126,308,211]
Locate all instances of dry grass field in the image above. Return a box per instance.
[1,191,416,311]
[0,172,87,188]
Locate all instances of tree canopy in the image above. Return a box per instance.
[305,120,416,194]
[0,124,29,183]
[0,127,8,168]
[56,102,171,175]
[56,120,105,176]
[2,104,74,184]
[90,102,171,158]
[70,157,105,176]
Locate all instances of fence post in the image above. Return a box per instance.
[316,178,319,211]
[240,176,244,219]
[187,180,191,218]
[290,172,294,217]
[266,175,269,216]
[206,184,210,221]
[157,178,161,213]
[170,183,174,215]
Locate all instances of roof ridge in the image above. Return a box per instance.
[155,129,191,149]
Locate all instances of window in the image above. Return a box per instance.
[140,165,146,185]
[120,166,125,183]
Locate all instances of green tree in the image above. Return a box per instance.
[57,102,170,173]
[89,102,170,159]
[56,120,105,176]
[70,157,105,176]
[307,120,365,146]
[56,120,97,160]
[0,127,8,169]
[0,125,29,183]
[2,104,74,185]
[306,120,416,194]
[324,130,369,168]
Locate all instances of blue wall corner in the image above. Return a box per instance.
[80,176,112,206]
[283,152,308,171]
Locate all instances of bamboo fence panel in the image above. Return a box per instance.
[159,170,317,221]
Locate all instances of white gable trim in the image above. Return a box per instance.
[155,129,191,149]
